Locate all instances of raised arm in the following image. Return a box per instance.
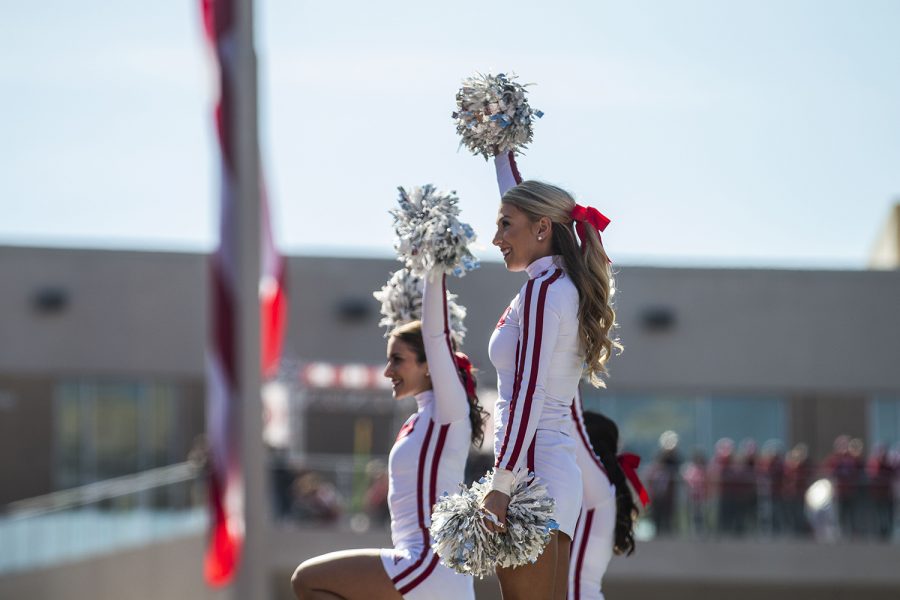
[572,388,615,509]
[422,269,468,424]
[494,150,523,197]
[491,270,565,494]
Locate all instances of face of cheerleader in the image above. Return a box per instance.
[383,337,431,399]
[493,203,552,272]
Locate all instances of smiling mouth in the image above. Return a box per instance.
[500,248,511,258]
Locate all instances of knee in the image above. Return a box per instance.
[290,563,308,599]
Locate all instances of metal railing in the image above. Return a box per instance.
[0,462,206,574]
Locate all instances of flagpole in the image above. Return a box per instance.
[233,0,269,597]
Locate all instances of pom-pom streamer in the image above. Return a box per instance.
[429,469,557,578]
[391,184,479,277]
[373,268,467,344]
[453,72,543,160]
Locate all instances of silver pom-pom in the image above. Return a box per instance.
[373,268,468,344]
[452,72,544,160]
[429,469,558,578]
[391,185,479,277]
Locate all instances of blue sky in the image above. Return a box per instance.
[2,0,899,268]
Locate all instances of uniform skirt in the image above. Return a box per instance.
[531,428,583,539]
[380,544,474,600]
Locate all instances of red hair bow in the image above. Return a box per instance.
[618,452,650,507]
[570,203,611,255]
[454,352,477,399]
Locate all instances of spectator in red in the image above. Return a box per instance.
[681,449,710,537]
[709,437,742,535]
[824,435,866,538]
[757,440,787,535]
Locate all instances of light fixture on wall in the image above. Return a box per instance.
[336,297,371,323]
[640,306,675,332]
[31,286,69,315]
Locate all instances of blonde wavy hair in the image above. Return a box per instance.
[501,180,623,387]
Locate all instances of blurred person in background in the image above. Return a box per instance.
[757,440,787,535]
[867,444,896,540]
[270,446,296,521]
[363,459,390,527]
[848,438,868,536]
[735,438,759,535]
[681,449,710,538]
[783,443,813,536]
[709,437,740,536]
[825,435,865,539]
[291,470,343,524]
[645,430,680,536]
[291,268,483,600]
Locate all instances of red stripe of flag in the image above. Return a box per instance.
[201,0,288,587]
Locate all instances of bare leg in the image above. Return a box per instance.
[552,532,571,600]
[291,549,403,600]
[496,533,559,600]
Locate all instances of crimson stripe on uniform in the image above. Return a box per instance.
[527,438,536,474]
[398,553,441,595]
[496,278,536,467]
[391,421,450,594]
[572,401,606,474]
[508,151,523,184]
[503,269,563,470]
[402,425,450,590]
[440,275,455,358]
[429,425,450,507]
[391,421,435,584]
[573,508,595,600]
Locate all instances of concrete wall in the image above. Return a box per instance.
[3,528,899,600]
[3,245,900,499]
[4,245,899,394]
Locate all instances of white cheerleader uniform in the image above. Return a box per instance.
[568,391,616,600]
[488,254,585,538]
[379,270,475,600]
[488,151,584,538]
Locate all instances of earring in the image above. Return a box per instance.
[537,236,543,241]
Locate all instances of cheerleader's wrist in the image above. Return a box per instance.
[490,468,515,496]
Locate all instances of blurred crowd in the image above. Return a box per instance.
[645,432,900,541]
[263,434,899,544]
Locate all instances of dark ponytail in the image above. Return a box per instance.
[454,353,487,448]
[583,411,638,556]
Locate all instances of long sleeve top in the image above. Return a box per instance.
[387,269,471,553]
[488,255,584,484]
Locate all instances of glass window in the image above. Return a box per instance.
[54,381,182,488]
[581,390,786,461]
[870,396,900,448]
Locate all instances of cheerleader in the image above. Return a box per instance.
[291,269,483,600]
[568,390,644,600]
[481,152,622,600]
